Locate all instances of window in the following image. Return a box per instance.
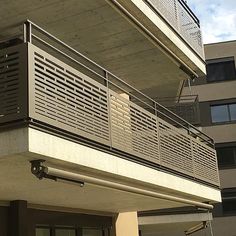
[36,228,50,236]
[230,103,236,120]
[211,103,236,123]
[216,146,236,168]
[83,229,103,236]
[206,58,236,82]
[36,227,108,236]
[222,189,236,214]
[55,229,76,236]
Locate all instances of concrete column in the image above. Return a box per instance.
[8,200,28,236]
[114,212,139,236]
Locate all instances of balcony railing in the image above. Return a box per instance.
[0,21,219,187]
[156,95,200,125]
[144,0,204,58]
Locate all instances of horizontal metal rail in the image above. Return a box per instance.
[156,95,199,104]
[23,20,213,147]
[178,0,200,26]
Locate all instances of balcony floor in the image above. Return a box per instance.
[0,127,221,214]
[0,0,189,98]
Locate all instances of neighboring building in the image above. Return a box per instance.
[0,1,220,236]
[181,40,236,235]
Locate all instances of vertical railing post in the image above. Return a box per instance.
[188,124,195,180]
[155,102,161,165]
[190,138,196,180]
[154,101,157,117]
[23,21,32,43]
[106,71,113,150]
[23,23,27,43]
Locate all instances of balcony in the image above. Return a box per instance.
[145,0,204,58]
[157,95,200,125]
[0,21,219,188]
[0,0,206,106]
[107,0,206,77]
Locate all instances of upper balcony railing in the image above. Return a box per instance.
[0,20,219,187]
[156,95,200,125]
[144,0,204,58]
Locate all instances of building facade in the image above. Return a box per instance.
[181,40,236,235]
[0,1,220,236]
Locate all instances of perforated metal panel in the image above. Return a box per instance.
[28,44,110,145]
[159,119,193,176]
[145,0,204,58]
[192,140,219,185]
[178,2,203,57]
[110,91,160,163]
[147,0,178,29]
[164,103,200,125]
[0,44,27,123]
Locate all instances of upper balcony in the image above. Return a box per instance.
[157,95,200,125]
[0,21,219,189]
[144,0,204,59]
[0,0,205,102]
[107,0,206,76]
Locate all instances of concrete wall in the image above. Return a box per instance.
[182,79,236,102]
[193,216,236,236]
[202,124,236,143]
[205,40,236,61]
[220,168,236,189]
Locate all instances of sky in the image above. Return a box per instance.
[187,0,236,44]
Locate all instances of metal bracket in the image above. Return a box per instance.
[30,160,84,187]
[30,159,47,180]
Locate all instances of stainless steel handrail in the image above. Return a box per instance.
[22,20,213,147]
[178,0,200,26]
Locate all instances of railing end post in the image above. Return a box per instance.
[23,20,32,43]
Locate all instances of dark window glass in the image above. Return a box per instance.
[36,228,51,236]
[216,147,236,167]
[222,189,236,214]
[55,229,76,236]
[229,104,236,121]
[83,229,103,236]
[211,105,230,123]
[222,199,236,213]
[206,59,236,82]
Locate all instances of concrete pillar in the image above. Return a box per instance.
[114,212,139,236]
[8,200,28,236]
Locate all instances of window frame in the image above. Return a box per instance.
[210,103,236,124]
[55,227,77,236]
[36,226,109,236]
[35,226,52,236]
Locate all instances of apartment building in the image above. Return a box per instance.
[181,40,236,235]
[0,1,220,236]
